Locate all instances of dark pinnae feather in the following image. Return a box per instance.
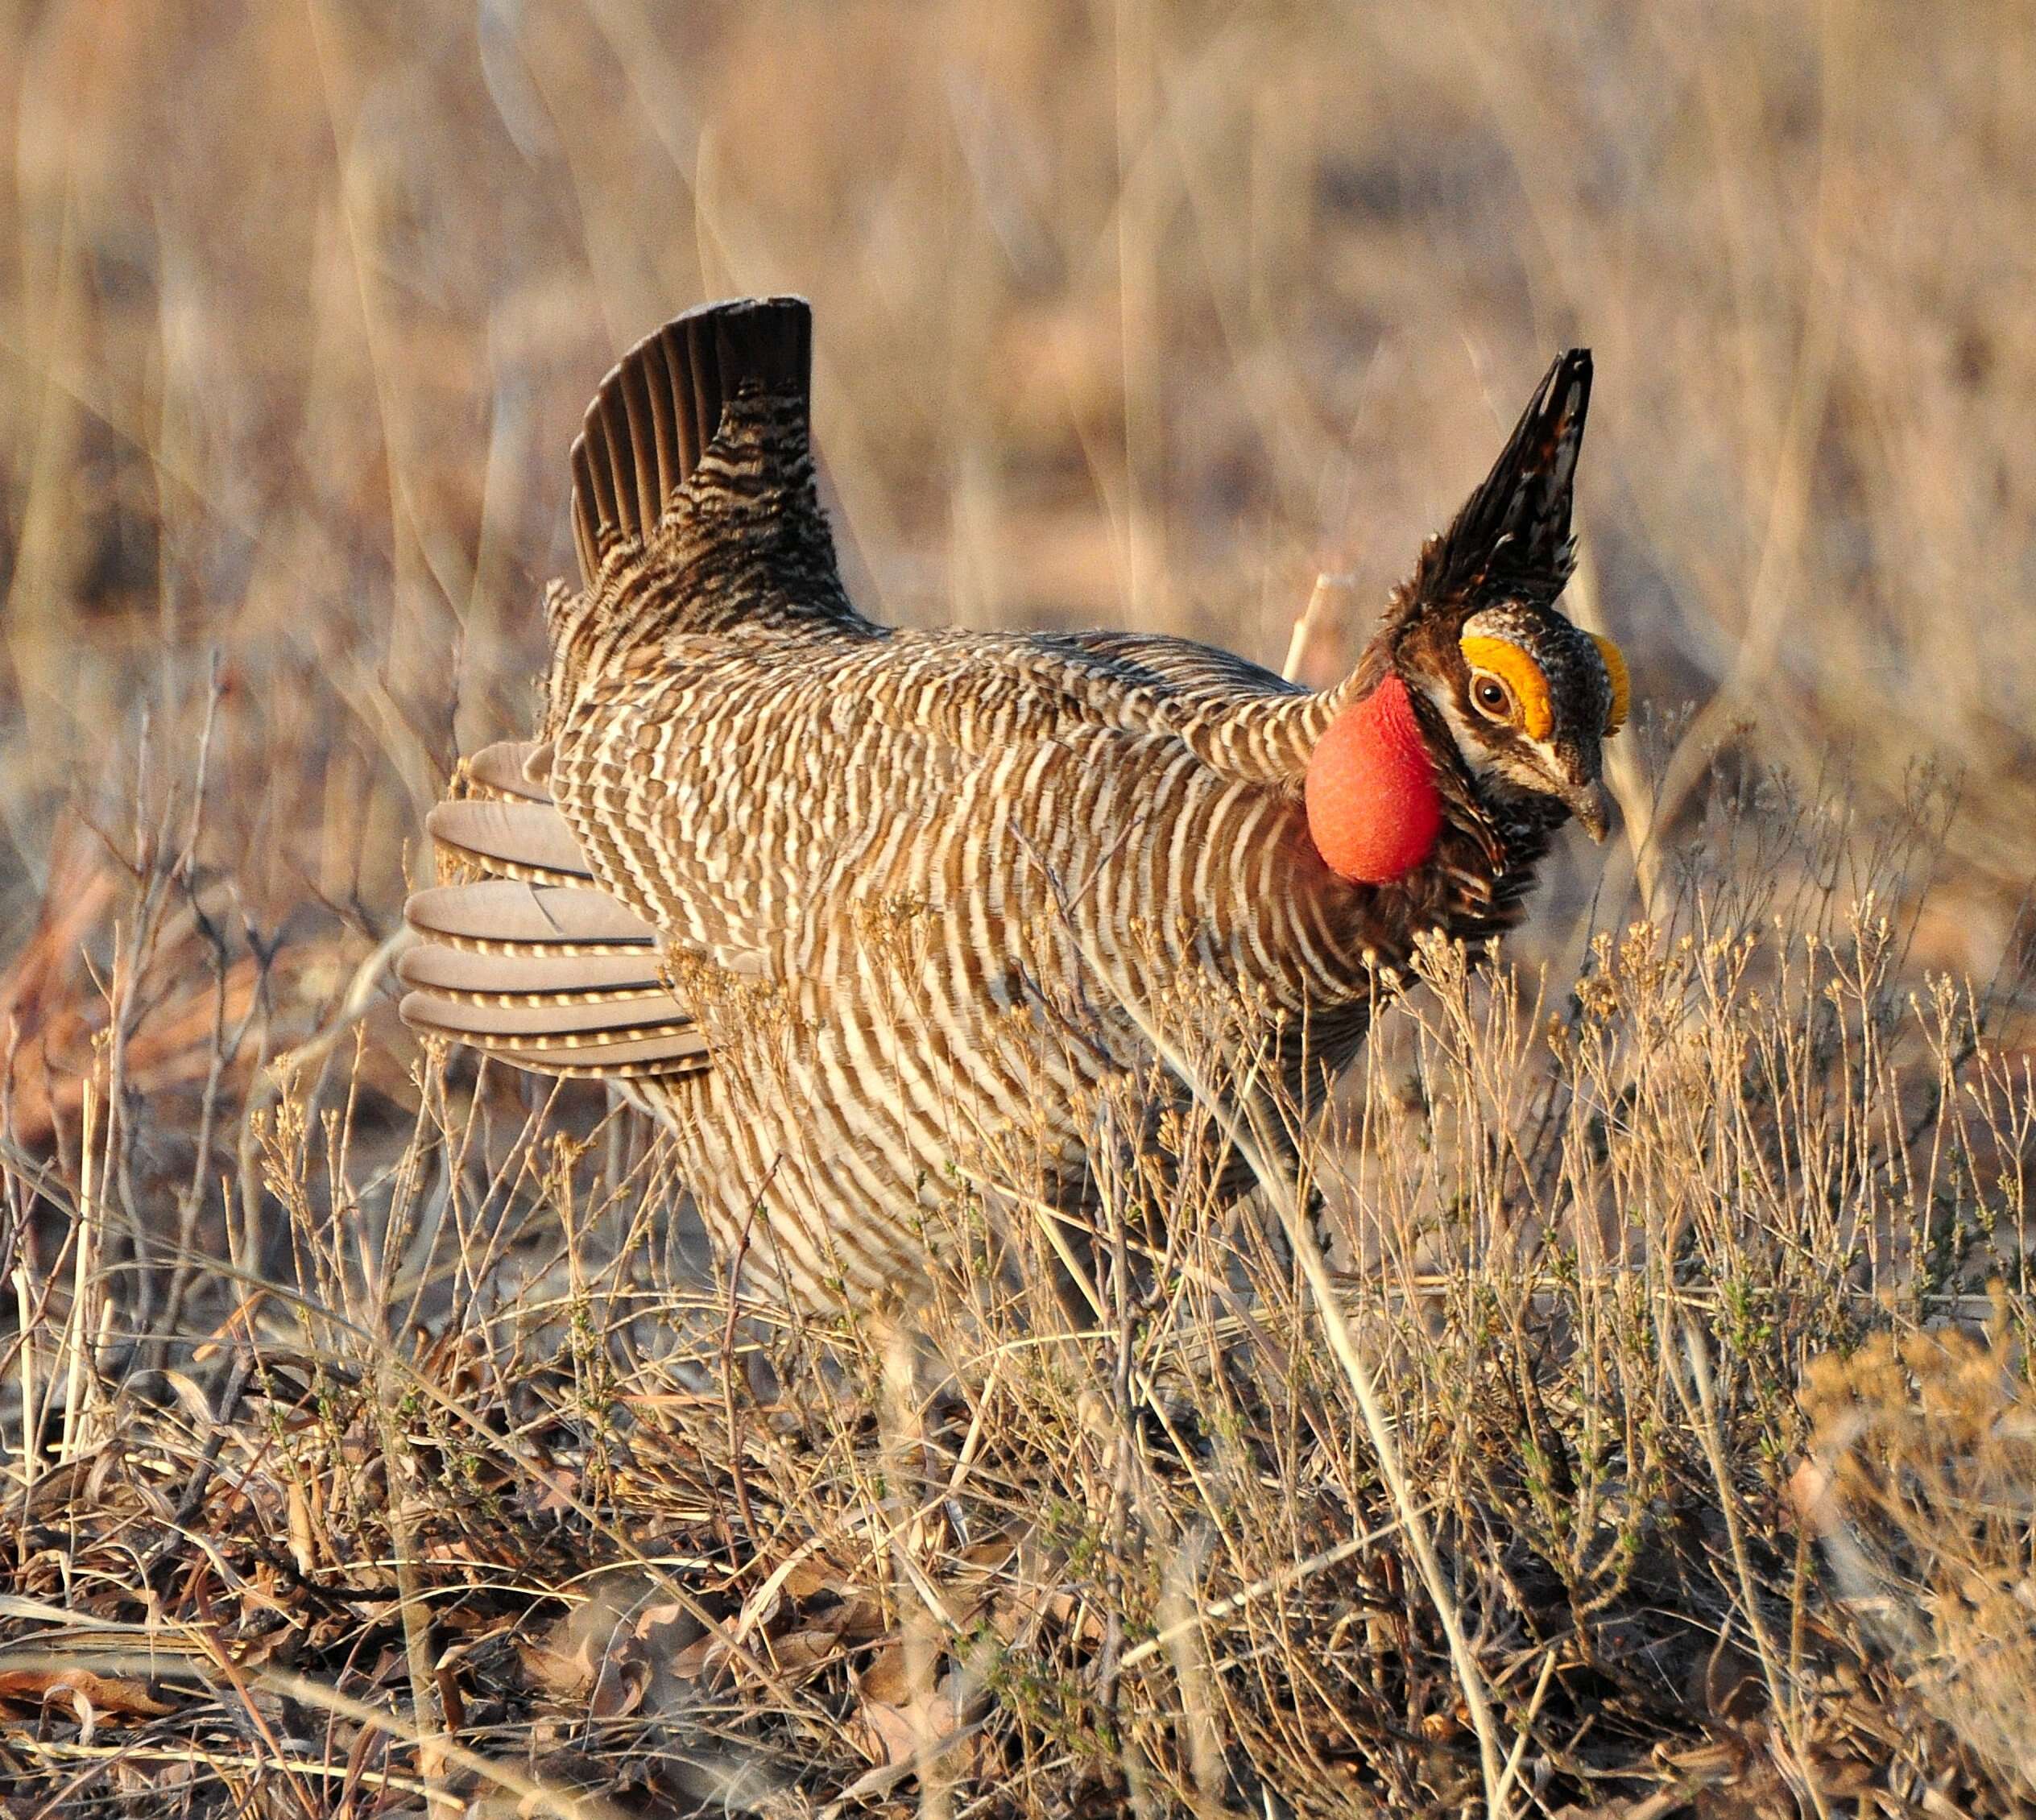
[1413,349,1591,610]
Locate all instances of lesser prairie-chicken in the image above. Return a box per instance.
[399,298,1627,1309]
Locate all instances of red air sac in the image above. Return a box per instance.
[1304,673,1444,885]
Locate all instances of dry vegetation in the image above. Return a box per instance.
[2,2,2035,1814]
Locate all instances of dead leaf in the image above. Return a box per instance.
[767,1619,850,1677]
[529,1466,581,1517]
[588,1645,647,1721]
[851,1658,965,1772]
[857,1642,914,1706]
[837,1592,889,1640]
[860,1698,921,1769]
[667,1624,727,1682]
[518,1599,609,1701]
[633,1596,697,1652]
[0,1667,176,1722]
[780,1553,849,1602]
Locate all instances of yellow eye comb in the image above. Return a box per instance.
[1459,635,1552,739]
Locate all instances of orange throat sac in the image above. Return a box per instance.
[1304,673,1445,885]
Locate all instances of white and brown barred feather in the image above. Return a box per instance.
[402,298,1591,1308]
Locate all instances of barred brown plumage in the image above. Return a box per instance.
[399,296,1627,1311]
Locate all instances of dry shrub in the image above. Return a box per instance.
[0,742,2031,1817]
[1797,1325,2036,1800]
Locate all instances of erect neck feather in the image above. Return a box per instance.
[1302,672,1445,885]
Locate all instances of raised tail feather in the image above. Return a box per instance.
[399,742,710,1080]
[568,295,813,584]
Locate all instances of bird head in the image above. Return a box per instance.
[1305,350,1628,886]
[1388,349,1624,842]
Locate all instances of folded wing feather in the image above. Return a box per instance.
[399,743,710,1080]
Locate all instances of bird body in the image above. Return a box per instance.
[401,299,1624,1310]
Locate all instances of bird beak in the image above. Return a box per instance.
[1564,777,1612,842]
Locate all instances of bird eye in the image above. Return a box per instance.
[1468,671,1515,723]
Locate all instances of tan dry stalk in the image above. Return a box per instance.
[10,1267,34,1505]
[1281,572,1361,685]
[383,1452,451,1813]
[56,1078,98,1466]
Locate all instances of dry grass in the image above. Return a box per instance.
[2,2,2035,1814]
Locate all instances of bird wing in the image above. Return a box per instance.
[410,629,1325,1077]
[1041,627,1302,702]
[545,617,1323,998]
[1008,627,1338,789]
[397,742,713,1079]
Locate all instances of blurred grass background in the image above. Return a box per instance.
[2,0,2033,1113]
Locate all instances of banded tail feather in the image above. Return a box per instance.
[395,942,669,999]
[404,879,659,954]
[395,984,709,1076]
[428,740,593,886]
[400,880,707,1078]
